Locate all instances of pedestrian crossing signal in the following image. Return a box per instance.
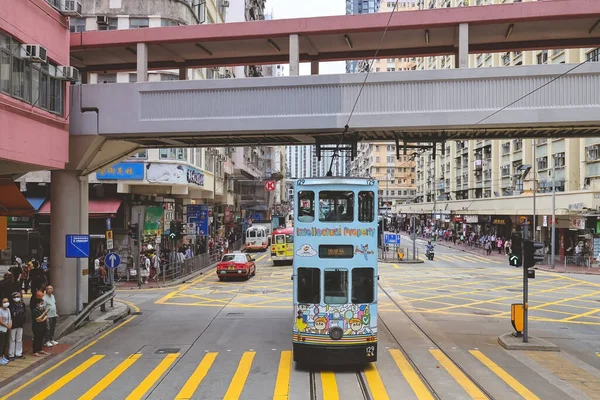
[509,253,521,267]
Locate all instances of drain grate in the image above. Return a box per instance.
[226,313,245,317]
[155,348,180,354]
[131,312,143,315]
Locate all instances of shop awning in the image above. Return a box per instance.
[38,198,123,217]
[26,197,46,213]
[0,179,34,217]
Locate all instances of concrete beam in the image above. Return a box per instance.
[289,34,299,76]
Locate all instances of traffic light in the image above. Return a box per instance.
[128,223,138,240]
[169,220,175,234]
[509,233,522,267]
[176,221,183,238]
[523,239,545,269]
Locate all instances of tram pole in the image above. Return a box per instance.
[412,214,416,260]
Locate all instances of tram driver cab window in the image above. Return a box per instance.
[324,268,348,304]
[319,191,354,222]
[297,191,315,223]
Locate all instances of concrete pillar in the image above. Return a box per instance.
[137,43,148,82]
[179,67,187,80]
[310,61,319,75]
[50,170,89,315]
[454,23,469,69]
[289,34,300,76]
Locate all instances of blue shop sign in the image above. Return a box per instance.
[96,162,145,180]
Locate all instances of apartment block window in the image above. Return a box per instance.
[553,152,565,168]
[375,67,380,72]
[161,19,180,27]
[537,156,548,170]
[387,156,393,163]
[376,157,380,163]
[375,167,380,173]
[98,17,118,31]
[130,18,149,29]
[130,150,147,159]
[0,32,64,115]
[587,49,600,62]
[586,145,600,162]
[386,68,395,72]
[537,50,548,65]
[70,18,86,33]
[97,73,117,84]
[513,139,522,151]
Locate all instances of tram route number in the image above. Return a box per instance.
[366,346,376,357]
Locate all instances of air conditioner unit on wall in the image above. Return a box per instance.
[20,45,47,63]
[61,0,82,17]
[56,66,80,82]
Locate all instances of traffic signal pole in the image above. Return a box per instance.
[137,211,142,289]
[523,246,529,343]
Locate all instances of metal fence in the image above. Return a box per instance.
[138,239,243,285]
[537,254,597,272]
[379,246,420,262]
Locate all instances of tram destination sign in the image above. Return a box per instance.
[319,245,354,258]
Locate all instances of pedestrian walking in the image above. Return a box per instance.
[0,297,12,365]
[43,285,59,347]
[31,296,49,357]
[8,292,25,360]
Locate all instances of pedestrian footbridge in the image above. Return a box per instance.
[70,63,600,159]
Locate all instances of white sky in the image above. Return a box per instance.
[265,0,346,75]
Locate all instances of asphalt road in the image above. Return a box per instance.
[3,245,600,400]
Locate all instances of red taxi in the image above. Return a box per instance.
[216,252,256,281]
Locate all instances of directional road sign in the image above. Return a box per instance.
[384,233,401,245]
[104,252,121,269]
[66,235,90,258]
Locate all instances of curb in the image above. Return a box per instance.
[534,266,600,276]
[379,260,425,264]
[498,332,560,351]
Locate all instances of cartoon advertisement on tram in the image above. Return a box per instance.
[293,303,377,336]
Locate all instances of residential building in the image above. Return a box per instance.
[345,0,381,73]
[395,0,600,257]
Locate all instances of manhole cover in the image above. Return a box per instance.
[155,348,180,354]
[505,289,521,292]
[226,313,245,316]
[131,312,143,315]
[473,310,493,315]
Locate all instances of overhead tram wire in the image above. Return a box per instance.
[326,0,402,177]
[442,46,600,144]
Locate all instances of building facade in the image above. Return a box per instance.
[345,0,381,73]
[393,0,600,259]
[5,0,285,263]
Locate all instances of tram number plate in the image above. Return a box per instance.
[366,346,376,357]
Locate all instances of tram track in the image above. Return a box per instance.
[378,283,498,400]
[308,371,373,400]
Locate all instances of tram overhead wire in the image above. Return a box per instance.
[327,0,402,177]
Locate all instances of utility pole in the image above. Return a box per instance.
[136,210,142,289]
[412,214,417,260]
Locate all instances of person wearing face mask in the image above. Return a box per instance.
[8,292,25,360]
[31,297,49,357]
[0,297,12,365]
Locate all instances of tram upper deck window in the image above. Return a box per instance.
[324,268,348,304]
[297,267,320,303]
[319,191,354,222]
[358,191,375,222]
[297,191,315,223]
[351,268,374,303]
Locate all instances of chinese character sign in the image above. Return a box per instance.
[96,162,144,180]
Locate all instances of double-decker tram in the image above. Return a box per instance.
[292,177,378,366]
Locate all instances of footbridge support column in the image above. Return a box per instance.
[455,23,469,68]
[137,42,148,82]
[289,34,299,76]
[50,170,89,315]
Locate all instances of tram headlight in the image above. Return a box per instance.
[329,327,343,341]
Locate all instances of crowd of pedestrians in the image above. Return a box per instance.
[0,256,59,365]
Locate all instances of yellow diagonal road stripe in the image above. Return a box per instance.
[273,350,292,400]
[78,354,142,400]
[31,355,104,400]
[429,349,487,399]
[389,349,434,400]
[175,352,218,400]
[364,363,390,400]
[469,350,539,400]
[321,372,339,400]
[224,351,255,400]
[126,353,179,400]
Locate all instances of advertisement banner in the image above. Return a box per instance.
[146,163,204,186]
[187,204,210,236]
[144,206,164,237]
[465,215,479,224]
[96,162,144,180]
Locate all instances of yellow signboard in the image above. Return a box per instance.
[0,217,7,250]
[106,230,113,240]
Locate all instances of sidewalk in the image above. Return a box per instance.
[431,237,600,275]
[0,296,130,387]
